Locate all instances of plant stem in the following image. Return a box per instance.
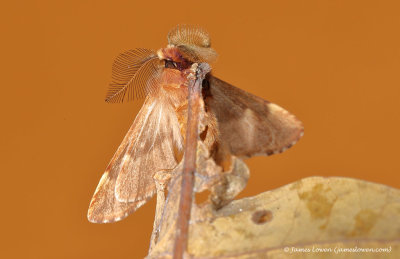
[173,63,210,259]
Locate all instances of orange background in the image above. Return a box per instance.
[1,1,400,258]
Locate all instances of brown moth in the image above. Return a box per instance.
[87,25,304,223]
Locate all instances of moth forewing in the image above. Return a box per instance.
[88,94,185,222]
[114,91,184,203]
[87,109,149,223]
[205,76,304,159]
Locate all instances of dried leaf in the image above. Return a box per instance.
[148,175,400,258]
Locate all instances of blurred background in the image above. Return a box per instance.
[1,0,399,258]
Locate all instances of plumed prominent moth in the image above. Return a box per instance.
[87,25,303,224]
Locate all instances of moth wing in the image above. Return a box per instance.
[88,96,182,223]
[207,76,304,158]
[114,93,183,203]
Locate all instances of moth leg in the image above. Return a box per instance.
[149,170,173,252]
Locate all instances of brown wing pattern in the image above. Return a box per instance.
[87,94,183,223]
[206,76,304,158]
[115,93,183,202]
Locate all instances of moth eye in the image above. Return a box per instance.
[165,60,178,69]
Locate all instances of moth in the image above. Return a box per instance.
[87,25,304,223]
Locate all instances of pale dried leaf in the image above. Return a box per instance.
[148,175,400,258]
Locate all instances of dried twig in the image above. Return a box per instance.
[173,63,211,258]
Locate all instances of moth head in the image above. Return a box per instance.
[157,46,192,71]
[157,25,218,71]
[105,25,217,103]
